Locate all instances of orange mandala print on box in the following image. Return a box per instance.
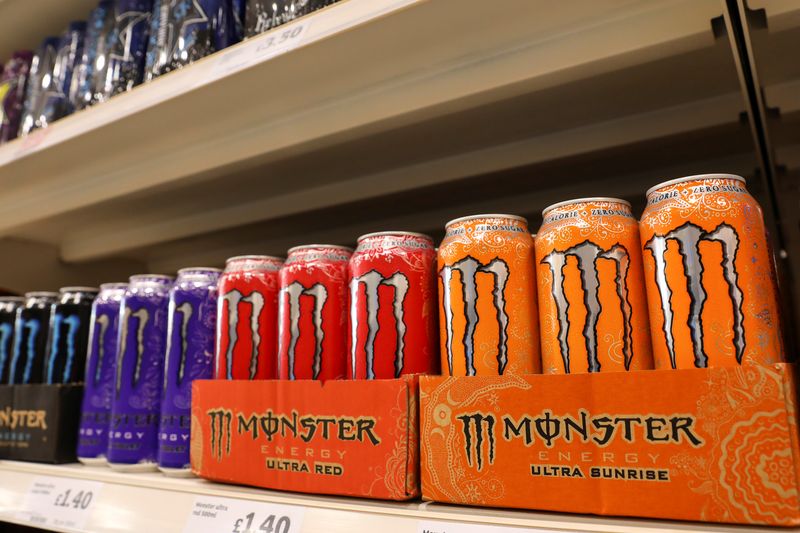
[639,174,783,369]
[536,198,653,374]
[437,214,540,376]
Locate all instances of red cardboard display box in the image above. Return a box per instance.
[420,364,800,526]
[191,376,419,500]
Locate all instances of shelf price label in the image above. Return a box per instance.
[16,476,103,530]
[184,495,305,533]
[213,21,310,77]
[418,521,563,533]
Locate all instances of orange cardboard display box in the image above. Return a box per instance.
[191,377,419,500]
[420,364,800,526]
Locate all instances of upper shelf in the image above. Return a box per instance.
[0,0,756,273]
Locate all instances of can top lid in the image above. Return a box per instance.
[357,231,433,243]
[100,282,129,290]
[0,296,24,302]
[445,213,528,228]
[129,274,174,282]
[542,197,632,217]
[287,244,354,254]
[646,173,746,197]
[59,286,100,294]
[225,255,284,264]
[177,267,223,275]
[531,233,537,238]
[25,291,58,298]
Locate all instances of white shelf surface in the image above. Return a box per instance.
[0,460,789,533]
[0,0,757,275]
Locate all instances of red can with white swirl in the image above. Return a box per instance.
[348,232,439,379]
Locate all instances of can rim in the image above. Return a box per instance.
[100,282,129,290]
[287,244,354,254]
[542,197,632,217]
[225,255,284,264]
[357,231,433,242]
[645,173,746,197]
[129,274,174,282]
[25,291,58,298]
[445,213,528,228]
[177,267,223,275]
[59,286,100,293]
[0,296,25,302]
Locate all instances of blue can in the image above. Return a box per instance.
[232,0,246,42]
[8,292,58,384]
[101,0,153,99]
[158,268,220,475]
[70,1,114,110]
[143,0,167,82]
[77,283,127,465]
[18,37,59,136]
[107,274,173,471]
[39,21,86,125]
[44,287,98,384]
[0,297,25,384]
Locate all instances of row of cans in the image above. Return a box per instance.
[0,0,341,145]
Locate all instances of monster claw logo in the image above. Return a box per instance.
[116,307,150,397]
[279,282,327,380]
[175,302,193,385]
[0,322,12,379]
[220,289,265,380]
[208,408,232,461]
[457,412,496,471]
[349,270,409,379]
[46,314,81,384]
[542,241,634,373]
[440,256,510,375]
[11,318,41,384]
[644,222,744,368]
[93,314,110,385]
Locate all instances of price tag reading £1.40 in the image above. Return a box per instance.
[17,476,103,530]
[184,495,305,533]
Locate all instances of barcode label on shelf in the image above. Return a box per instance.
[418,521,563,533]
[213,21,311,77]
[16,476,103,530]
[184,495,305,533]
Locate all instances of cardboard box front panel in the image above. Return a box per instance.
[192,377,419,500]
[0,385,14,459]
[420,365,800,526]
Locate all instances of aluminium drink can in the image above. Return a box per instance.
[107,274,173,471]
[216,255,283,380]
[536,198,653,374]
[245,0,337,37]
[101,0,153,100]
[0,51,34,144]
[348,232,438,379]
[640,174,783,369]
[0,297,24,383]
[278,245,351,380]
[44,286,99,384]
[40,21,86,125]
[8,292,58,384]
[438,214,540,376]
[70,1,114,110]
[158,267,220,475]
[18,37,59,136]
[77,282,128,465]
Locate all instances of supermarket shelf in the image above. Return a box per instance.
[0,0,757,274]
[0,460,788,533]
[0,0,98,59]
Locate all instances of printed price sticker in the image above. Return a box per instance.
[213,21,310,77]
[16,476,103,530]
[418,521,565,533]
[184,495,305,533]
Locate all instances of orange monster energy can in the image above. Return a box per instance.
[639,174,783,369]
[438,214,540,376]
[536,198,653,374]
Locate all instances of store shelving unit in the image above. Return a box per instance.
[0,461,787,533]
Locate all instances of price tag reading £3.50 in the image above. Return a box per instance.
[17,476,103,530]
[184,495,305,533]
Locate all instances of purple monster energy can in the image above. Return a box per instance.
[107,274,173,471]
[44,287,98,384]
[78,283,127,465]
[158,267,220,475]
[0,297,25,383]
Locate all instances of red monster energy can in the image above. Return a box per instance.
[348,232,439,379]
[215,255,283,380]
[278,245,352,380]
